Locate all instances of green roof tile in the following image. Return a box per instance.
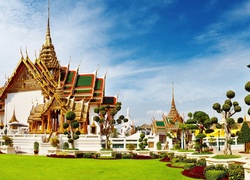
[76,75,93,87]
[156,121,165,126]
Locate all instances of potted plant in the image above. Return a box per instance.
[34,141,39,154]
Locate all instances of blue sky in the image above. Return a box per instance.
[0,0,250,125]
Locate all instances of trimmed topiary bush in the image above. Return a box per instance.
[184,163,195,170]
[156,141,162,150]
[62,142,69,149]
[205,170,227,180]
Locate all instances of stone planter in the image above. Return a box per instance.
[136,151,150,156]
[206,157,248,167]
[243,163,250,180]
[0,145,15,154]
[186,153,214,160]
[100,150,113,157]
[47,147,58,155]
[174,151,193,156]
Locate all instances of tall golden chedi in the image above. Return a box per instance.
[0,4,117,135]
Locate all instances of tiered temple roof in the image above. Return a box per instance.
[152,83,184,133]
[0,3,117,133]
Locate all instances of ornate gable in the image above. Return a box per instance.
[6,63,41,93]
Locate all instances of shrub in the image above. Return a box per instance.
[171,157,179,163]
[168,152,174,159]
[184,163,195,170]
[205,170,227,180]
[175,155,186,162]
[2,136,13,147]
[112,152,122,159]
[158,152,168,158]
[122,153,133,159]
[156,141,162,150]
[126,144,136,150]
[196,159,206,166]
[62,142,69,149]
[185,158,196,163]
[204,164,227,174]
[150,152,159,159]
[173,142,181,150]
[75,152,84,158]
[83,153,94,158]
[228,164,244,180]
[50,136,60,147]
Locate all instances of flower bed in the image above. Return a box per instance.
[182,166,206,179]
[47,154,76,158]
[132,155,152,159]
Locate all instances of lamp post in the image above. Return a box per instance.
[218,130,220,151]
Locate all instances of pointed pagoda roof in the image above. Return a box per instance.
[167,82,180,120]
[9,109,19,123]
[38,1,60,71]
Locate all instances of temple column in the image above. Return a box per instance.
[47,111,52,132]
[41,117,45,132]
[59,111,64,133]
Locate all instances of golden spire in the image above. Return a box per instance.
[39,0,60,79]
[167,82,180,120]
[45,0,52,46]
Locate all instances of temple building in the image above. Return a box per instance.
[151,84,186,147]
[0,6,117,135]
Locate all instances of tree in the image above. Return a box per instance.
[63,111,81,149]
[93,102,128,149]
[237,121,250,152]
[243,80,250,153]
[138,132,148,150]
[212,90,243,155]
[186,111,217,153]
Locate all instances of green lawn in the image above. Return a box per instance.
[0,155,195,180]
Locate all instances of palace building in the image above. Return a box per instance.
[0,6,117,135]
[151,84,189,148]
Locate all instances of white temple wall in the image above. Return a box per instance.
[5,90,44,126]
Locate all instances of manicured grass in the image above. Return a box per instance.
[0,154,195,180]
[212,154,241,159]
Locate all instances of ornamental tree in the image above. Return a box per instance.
[237,121,250,153]
[212,90,243,155]
[243,80,250,152]
[186,111,217,153]
[138,132,148,150]
[93,102,128,149]
[63,111,81,149]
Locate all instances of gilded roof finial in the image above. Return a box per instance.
[95,64,99,76]
[45,0,52,46]
[35,50,37,60]
[104,68,108,79]
[20,47,24,59]
[77,60,81,72]
[68,56,71,68]
[25,46,29,59]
